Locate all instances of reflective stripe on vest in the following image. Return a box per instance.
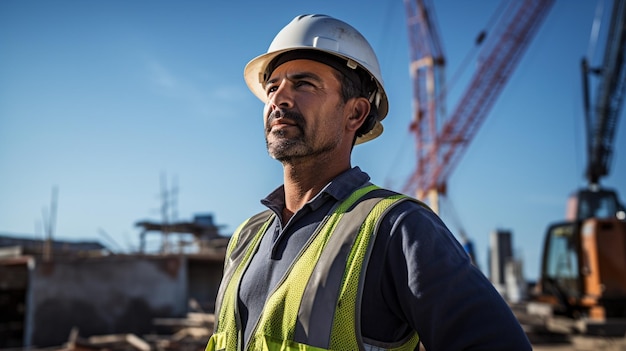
[206,185,421,351]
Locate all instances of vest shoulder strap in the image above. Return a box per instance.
[213,209,274,335]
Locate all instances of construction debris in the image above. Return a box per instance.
[44,313,215,351]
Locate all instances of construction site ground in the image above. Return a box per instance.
[516,302,626,351]
[4,308,626,351]
[532,336,626,351]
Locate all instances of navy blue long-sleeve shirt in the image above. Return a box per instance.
[237,167,531,350]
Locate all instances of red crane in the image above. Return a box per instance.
[402,0,555,212]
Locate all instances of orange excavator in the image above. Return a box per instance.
[530,0,626,337]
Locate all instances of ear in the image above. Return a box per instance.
[345,97,371,133]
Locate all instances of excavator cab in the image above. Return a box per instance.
[537,195,626,335]
[566,188,626,221]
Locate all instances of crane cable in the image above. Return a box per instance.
[435,0,509,112]
[440,192,466,240]
[587,0,605,64]
[429,0,508,246]
[378,0,420,192]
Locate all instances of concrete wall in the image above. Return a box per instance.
[26,255,187,347]
[187,258,223,312]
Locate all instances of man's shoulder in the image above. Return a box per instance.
[365,186,432,213]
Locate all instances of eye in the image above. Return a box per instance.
[265,84,278,95]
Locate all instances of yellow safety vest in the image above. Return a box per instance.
[206,185,420,351]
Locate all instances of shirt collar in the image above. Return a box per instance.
[261,166,371,215]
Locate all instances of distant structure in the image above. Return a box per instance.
[488,229,527,303]
[489,229,513,290]
[459,233,479,269]
[0,234,107,258]
[136,213,229,254]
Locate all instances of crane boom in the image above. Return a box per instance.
[584,0,626,186]
[402,0,555,202]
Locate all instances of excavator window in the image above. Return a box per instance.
[576,189,624,220]
[542,223,581,301]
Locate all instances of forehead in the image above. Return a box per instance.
[269,59,339,80]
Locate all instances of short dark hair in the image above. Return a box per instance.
[335,70,378,139]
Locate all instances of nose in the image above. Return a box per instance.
[267,80,294,110]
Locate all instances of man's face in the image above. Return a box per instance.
[263,59,351,162]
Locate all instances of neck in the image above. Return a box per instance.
[280,153,350,223]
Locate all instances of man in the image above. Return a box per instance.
[206,14,532,351]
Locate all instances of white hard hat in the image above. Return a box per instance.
[244,14,388,144]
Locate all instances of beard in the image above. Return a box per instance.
[265,109,340,162]
[265,109,308,161]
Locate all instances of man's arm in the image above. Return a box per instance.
[369,202,532,350]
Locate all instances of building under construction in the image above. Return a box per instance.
[0,213,229,350]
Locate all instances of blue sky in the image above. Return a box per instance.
[1,0,624,281]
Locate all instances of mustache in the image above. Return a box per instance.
[266,109,306,132]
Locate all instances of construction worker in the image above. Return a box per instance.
[206,14,532,351]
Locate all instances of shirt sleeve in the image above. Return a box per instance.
[372,201,532,350]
